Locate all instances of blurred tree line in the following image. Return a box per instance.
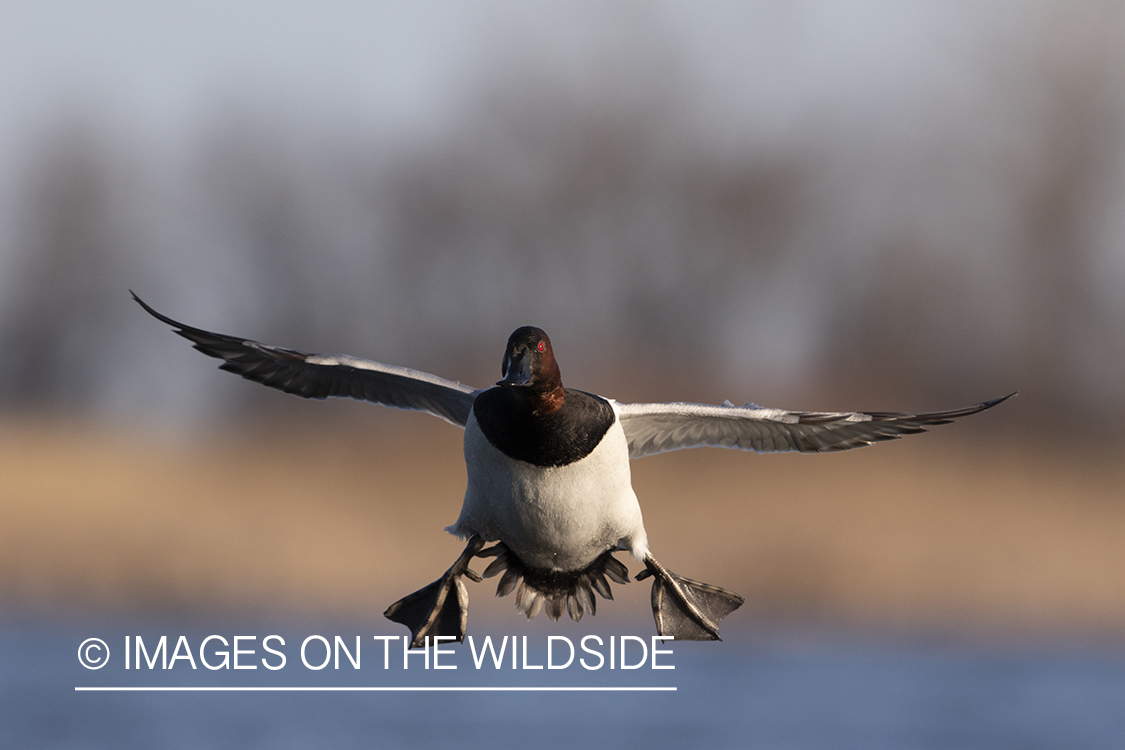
[0,7,1122,435]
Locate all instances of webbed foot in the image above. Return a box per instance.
[637,555,744,641]
[384,535,485,649]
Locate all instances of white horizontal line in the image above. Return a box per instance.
[75,686,676,692]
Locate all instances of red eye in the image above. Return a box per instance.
[537,341,546,352]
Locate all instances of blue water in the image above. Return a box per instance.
[4,616,1124,749]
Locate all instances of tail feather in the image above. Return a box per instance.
[482,543,627,622]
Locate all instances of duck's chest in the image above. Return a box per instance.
[470,387,616,467]
[458,391,640,568]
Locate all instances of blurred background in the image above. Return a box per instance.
[1,1,1124,747]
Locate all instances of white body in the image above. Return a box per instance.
[448,403,650,572]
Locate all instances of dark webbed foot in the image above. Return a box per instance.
[637,555,744,641]
[384,535,485,649]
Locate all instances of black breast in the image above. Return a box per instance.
[472,388,616,467]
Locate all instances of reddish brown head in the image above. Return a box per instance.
[497,326,564,414]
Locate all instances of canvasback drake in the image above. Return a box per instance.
[134,293,1013,645]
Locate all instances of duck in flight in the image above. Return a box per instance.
[134,292,1012,646]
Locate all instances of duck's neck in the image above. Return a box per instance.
[515,378,564,417]
[531,385,565,416]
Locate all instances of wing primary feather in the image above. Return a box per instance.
[131,291,479,426]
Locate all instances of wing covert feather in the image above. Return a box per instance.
[616,395,1014,459]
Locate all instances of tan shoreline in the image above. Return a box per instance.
[1,415,1122,638]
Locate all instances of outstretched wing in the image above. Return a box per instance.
[616,394,1014,459]
[133,292,481,427]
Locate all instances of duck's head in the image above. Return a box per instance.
[497,326,562,396]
